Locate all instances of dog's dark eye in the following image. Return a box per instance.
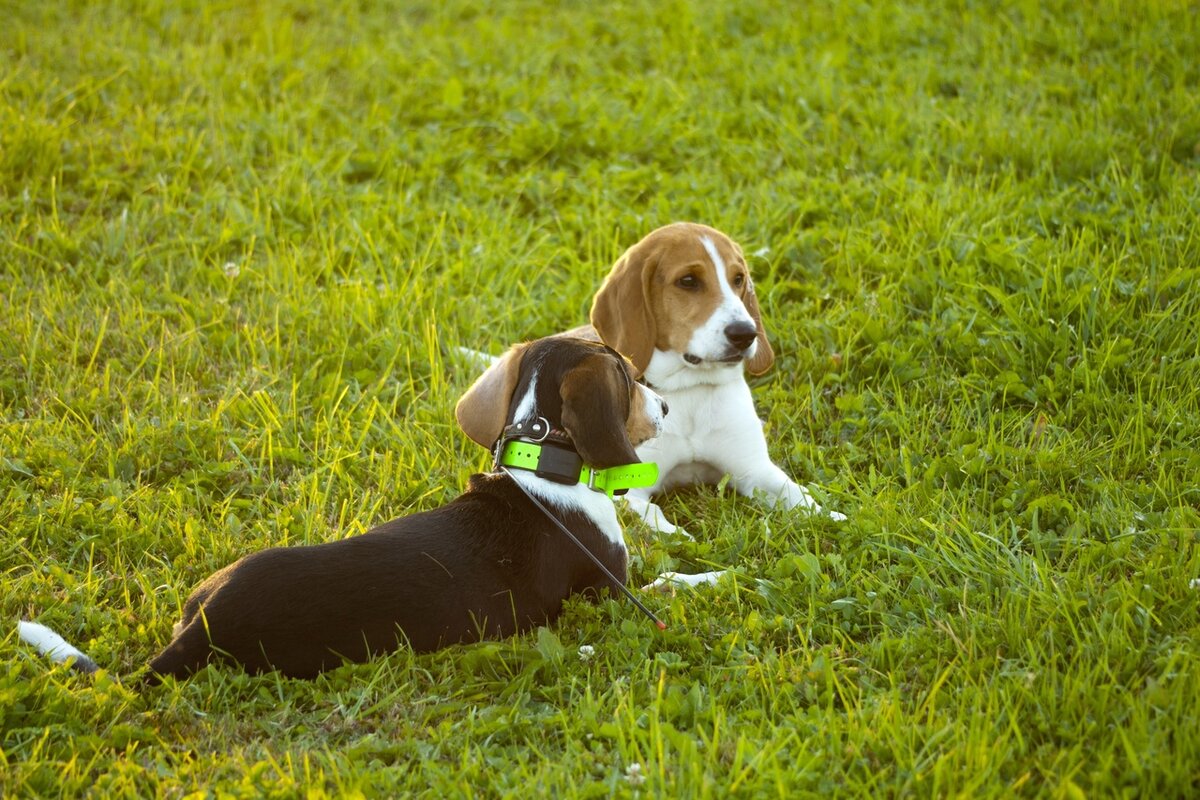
[676,275,700,290]
[732,273,745,289]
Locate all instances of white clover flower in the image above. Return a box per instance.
[223,261,240,278]
[1190,578,1200,590]
[578,644,595,661]
[625,763,645,786]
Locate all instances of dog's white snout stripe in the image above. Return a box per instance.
[699,236,755,327]
[683,236,757,363]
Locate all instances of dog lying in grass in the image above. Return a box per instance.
[20,336,667,680]
[582,222,845,533]
[464,222,845,542]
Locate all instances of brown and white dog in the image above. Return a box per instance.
[581,222,845,548]
[20,337,670,679]
[456,224,844,589]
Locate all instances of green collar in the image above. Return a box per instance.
[496,440,658,498]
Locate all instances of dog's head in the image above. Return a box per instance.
[589,222,774,378]
[455,337,667,468]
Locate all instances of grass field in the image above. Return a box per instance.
[3,0,1200,796]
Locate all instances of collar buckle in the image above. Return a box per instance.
[493,416,553,469]
[506,415,551,443]
[525,416,551,443]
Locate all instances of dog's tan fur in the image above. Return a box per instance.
[590,223,774,376]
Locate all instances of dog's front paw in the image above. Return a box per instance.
[643,570,727,594]
[623,496,694,540]
[798,504,847,522]
[642,574,680,595]
[781,484,847,522]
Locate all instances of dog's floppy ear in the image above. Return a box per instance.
[590,241,657,377]
[455,343,530,448]
[559,355,640,469]
[742,275,775,375]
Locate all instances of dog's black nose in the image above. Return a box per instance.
[724,321,757,351]
[660,399,669,417]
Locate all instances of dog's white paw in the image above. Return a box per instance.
[781,484,847,522]
[796,503,847,522]
[622,496,694,540]
[642,570,727,594]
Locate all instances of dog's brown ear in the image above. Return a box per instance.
[560,355,640,469]
[590,241,657,377]
[742,275,775,375]
[455,343,530,448]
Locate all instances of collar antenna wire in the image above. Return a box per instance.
[500,466,667,631]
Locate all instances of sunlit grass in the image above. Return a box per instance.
[3,0,1199,796]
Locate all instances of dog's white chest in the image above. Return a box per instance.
[635,376,762,486]
[510,470,627,550]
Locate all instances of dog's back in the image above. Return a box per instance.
[148,473,627,679]
[22,337,662,682]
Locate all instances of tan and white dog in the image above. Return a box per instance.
[579,222,846,545]
[460,223,844,590]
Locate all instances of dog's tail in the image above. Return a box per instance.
[17,620,99,674]
[454,346,499,368]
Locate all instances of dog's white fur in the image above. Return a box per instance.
[643,570,727,593]
[507,377,667,549]
[600,224,845,538]
[627,351,845,538]
[686,235,759,362]
[463,224,844,590]
[20,351,673,675]
[17,621,98,672]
